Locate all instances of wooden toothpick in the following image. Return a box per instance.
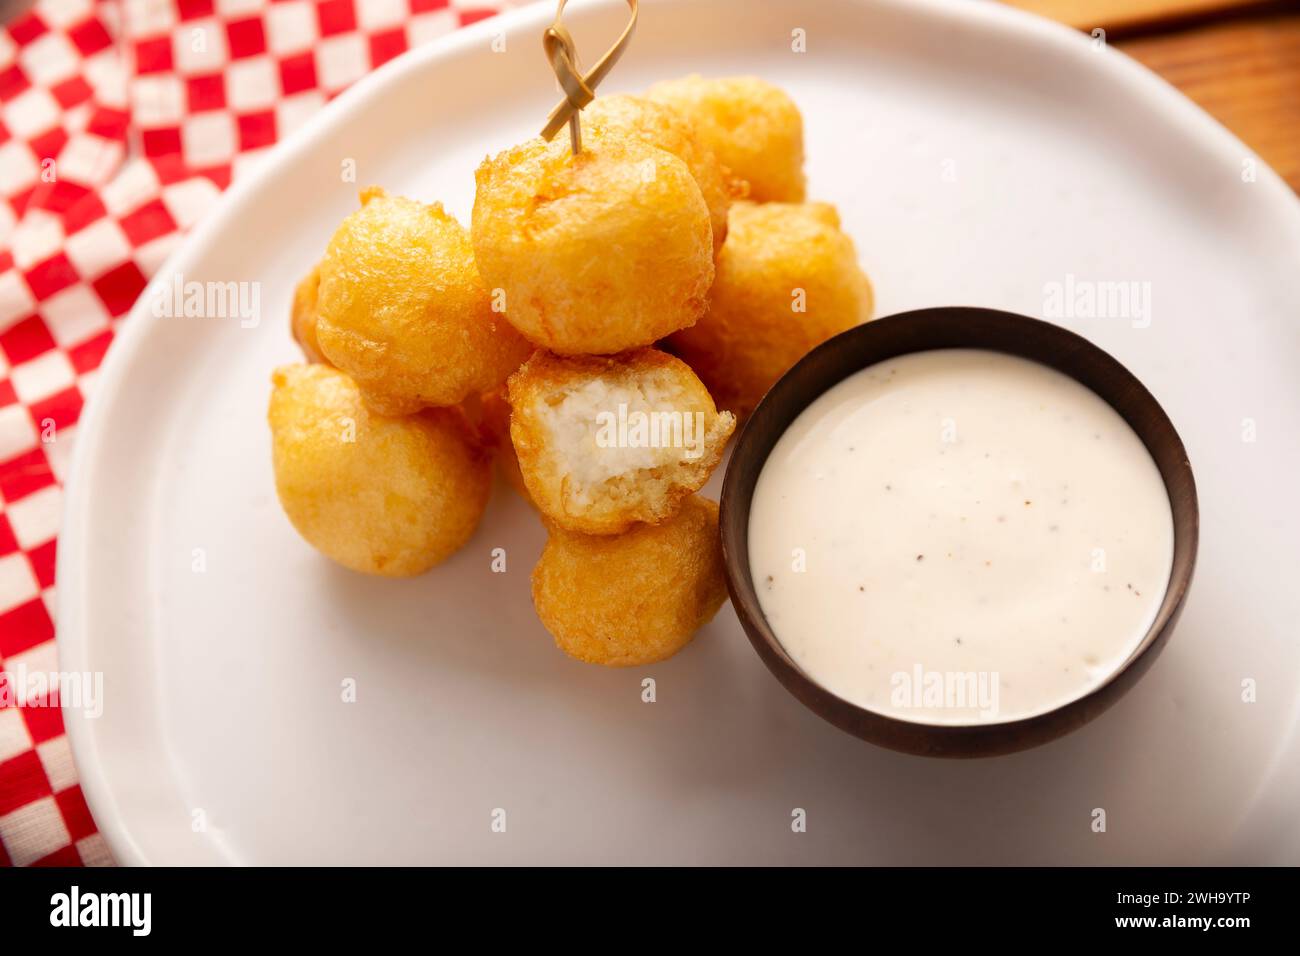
[541,0,639,155]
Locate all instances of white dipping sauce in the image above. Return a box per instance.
[749,349,1174,725]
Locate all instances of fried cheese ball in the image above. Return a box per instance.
[532,496,727,666]
[669,201,873,419]
[584,94,737,257]
[508,349,735,535]
[316,187,531,416]
[474,386,532,504]
[290,263,328,364]
[472,132,713,356]
[646,75,805,203]
[269,364,491,576]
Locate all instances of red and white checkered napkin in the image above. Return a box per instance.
[0,0,510,867]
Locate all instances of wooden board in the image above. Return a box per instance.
[1119,15,1300,191]
[1003,0,1272,32]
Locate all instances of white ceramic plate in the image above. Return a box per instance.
[59,0,1300,864]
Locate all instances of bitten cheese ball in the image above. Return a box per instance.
[669,201,873,420]
[646,75,805,203]
[471,132,713,355]
[269,364,490,576]
[584,94,737,257]
[315,187,531,416]
[508,349,735,535]
[532,496,727,666]
[290,263,328,364]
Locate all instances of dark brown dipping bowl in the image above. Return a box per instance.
[720,307,1199,758]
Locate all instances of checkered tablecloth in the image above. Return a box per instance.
[0,0,511,867]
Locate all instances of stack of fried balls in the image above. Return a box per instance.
[269,75,874,667]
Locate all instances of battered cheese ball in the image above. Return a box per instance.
[508,349,735,535]
[584,94,737,257]
[268,364,491,576]
[475,386,531,504]
[290,263,327,365]
[669,201,873,419]
[646,75,805,203]
[532,496,727,666]
[316,187,531,416]
[472,132,713,355]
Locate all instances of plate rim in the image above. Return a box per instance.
[55,0,1300,865]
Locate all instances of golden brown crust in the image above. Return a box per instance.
[583,94,740,257]
[290,263,328,365]
[268,363,491,576]
[668,201,874,420]
[507,348,735,535]
[646,75,805,204]
[315,187,532,416]
[474,385,533,504]
[471,132,714,356]
[532,496,727,666]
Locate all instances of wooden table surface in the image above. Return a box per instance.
[1007,0,1300,191]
